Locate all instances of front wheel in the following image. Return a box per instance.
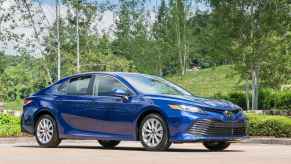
[98,140,120,149]
[139,114,171,151]
[203,141,230,151]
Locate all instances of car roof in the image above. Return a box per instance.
[70,72,145,77]
[60,72,147,81]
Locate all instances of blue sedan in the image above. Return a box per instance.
[21,72,247,151]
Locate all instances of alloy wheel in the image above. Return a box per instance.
[36,118,54,144]
[142,118,164,147]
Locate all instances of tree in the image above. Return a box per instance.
[204,0,291,110]
[0,52,48,101]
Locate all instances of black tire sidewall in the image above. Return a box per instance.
[35,114,60,147]
[139,113,171,151]
[98,140,120,149]
[203,141,231,151]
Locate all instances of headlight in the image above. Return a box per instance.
[169,104,205,113]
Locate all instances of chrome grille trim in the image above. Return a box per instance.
[188,119,246,137]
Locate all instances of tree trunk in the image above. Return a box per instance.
[244,79,250,111]
[251,66,259,110]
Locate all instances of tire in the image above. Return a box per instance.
[98,140,120,149]
[139,113,172,151]
[35,114,61,148]
[203,141,230,151]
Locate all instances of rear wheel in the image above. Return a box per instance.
[35,114,61,147]
[139,114,171,151]
[203,141,230,151]
[98,140,120,149]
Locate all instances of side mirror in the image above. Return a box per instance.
[112,88,129,101]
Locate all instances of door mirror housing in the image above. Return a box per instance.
[112,88,129,101]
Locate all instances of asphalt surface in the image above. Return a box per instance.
[0,139,290,164]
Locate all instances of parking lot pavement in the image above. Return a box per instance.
[0,139,290,164]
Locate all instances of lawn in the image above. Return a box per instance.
[167,65,243,97]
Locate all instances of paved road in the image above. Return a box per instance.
[0,139,290,164]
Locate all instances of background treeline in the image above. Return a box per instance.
[0,0,290,110]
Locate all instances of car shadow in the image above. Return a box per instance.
[15,145,244,153]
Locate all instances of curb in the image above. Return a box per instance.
[0,137,291,145]
[243,137,291,145]
[0,136,34,144]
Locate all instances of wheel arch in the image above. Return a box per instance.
[135,106,169,140]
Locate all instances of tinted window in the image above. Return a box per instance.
[94,76,131,96]
[122,74,191,96]
[57,82,67,94]
[66,76,91,96]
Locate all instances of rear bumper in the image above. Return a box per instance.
[20,110,34,135]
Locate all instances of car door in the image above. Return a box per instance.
[56,75,107,136]
[93,75,138,139]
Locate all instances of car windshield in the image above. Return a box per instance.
[122,74,192,96]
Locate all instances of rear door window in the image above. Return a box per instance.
[66,76,92,96]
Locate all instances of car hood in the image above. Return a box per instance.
[143,94,241,111]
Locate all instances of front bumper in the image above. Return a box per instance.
[168,110,248,143]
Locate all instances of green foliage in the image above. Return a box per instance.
[214,93,246,110]
[215,89,291,110]
[274,92,291,110]
[0,0,290,111]
[0,114,21,137]
[0,54,49,101]
[247,113,291,138]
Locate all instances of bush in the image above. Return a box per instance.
[247,113,291,137]
[258,89,275,110]
[275,91,291,110]
[214,92,248,109]
[214,89,291,110]
[0,114,21,137]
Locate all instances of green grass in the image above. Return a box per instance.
[168,65,243,97]
[0,114,21,137]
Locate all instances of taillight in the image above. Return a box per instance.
[23,98,32,106]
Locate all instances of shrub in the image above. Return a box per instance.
[214,92,248,109]
[258,89,275,110]
[214,89,291,110]
[246,113,291,137]
[275,91,291,110]
[0,114,21,137]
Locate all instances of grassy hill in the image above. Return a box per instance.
[167,65,243,97]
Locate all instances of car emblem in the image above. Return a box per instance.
[224,111,233,118]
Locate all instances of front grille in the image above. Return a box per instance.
[188,119,246,137]
[202,108,241,115]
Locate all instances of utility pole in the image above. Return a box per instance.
[56,0,61,80]
[76,1,80,72]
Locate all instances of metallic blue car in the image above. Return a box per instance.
[21,72,247,151]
